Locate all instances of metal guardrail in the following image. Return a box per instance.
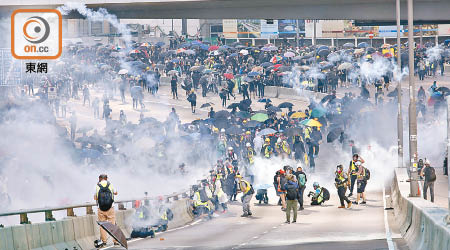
[0,191,189,224]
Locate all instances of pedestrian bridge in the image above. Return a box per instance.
[1,0,450,21]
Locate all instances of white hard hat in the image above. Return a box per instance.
[355,161,361,166]
[246,142,251,147]
[228,147,233,151]
[277,138,282,143]
[221,128,225,132]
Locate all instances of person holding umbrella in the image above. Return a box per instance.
[171,75,178,99]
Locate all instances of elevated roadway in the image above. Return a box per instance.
[0,0,449,21]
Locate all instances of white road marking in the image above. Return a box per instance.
[102,219,202,249]
[382,183,395,250]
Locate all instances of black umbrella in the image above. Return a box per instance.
[286,127,302,137]
[267,106,282,113]
[437,87,450,93]
[240,99,252,107]
[261,62,273,68]
[366,47,376,54]
[97,221,128,249]
[227,103,240,109]
[327,127,343,143]
[226,125,244,135]
[244,120,261,128]
[214,118,230,129]
[235,111,251,119]
[320,94,336,104]
[258,98,272,103]
[278,102,294,108]
[318,49,330,57]
[342,42,354,49]
[215,110,230,119]
[200,103,213,108]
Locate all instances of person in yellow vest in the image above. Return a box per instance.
[280,139,292,159]
[245,143,256,184]
[192,185,212,218]
[236,175,254,217]
[335,165,352,209]
[347,154,364,197]
[275,137,282,156]
[261,138,273,158]
[94,174,118,247]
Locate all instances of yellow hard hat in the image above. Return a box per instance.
[281,112,285,117]
[265,138,270,142]
[245,131,251,135]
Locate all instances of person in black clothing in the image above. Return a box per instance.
[170,75,178,99]
[241,82,250,100]
[208,107,215,118]
[294,166,307,210]
[187,90,197,113]
[227,79,236,100]
[220,88,228,107]
[293,136,305,163]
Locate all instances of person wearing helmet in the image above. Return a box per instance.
[308,182,324,205]
[245,142,255,184]
[236,175,254,217]
[335,165,352,208]
[262,137,273,158]
[227,147,238,167]
[280,139,292,160]
[348,154,364,197]
[421,159,436,203]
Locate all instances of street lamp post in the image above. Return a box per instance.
[407,0,419,197]
[396,0,404,169]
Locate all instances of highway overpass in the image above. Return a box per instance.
[0,0,450,21]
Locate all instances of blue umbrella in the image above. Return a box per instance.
[258,98,272,103]
[155,42,165,47]
[358,42,369,48]
[229,53,238,57]
[191,40,202,45]
[171,58,180,63]
[248,71,260,77]
[200,44,209,50]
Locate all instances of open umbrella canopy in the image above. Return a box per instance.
[226,125,244,135]
[286,127,302,137]
[290,112,307,119]
[118,69,128,75]
[327,127,343,143]
[338,62,352,70]
[261,62,273,67]
[258,128,278,136]
[358,42,369,48]
[267,106,282,113]
[235,111,251,119]
[97,221,128,249]
[208,45,219,51]
[224,73,234,80]
[200,103,213,108]
[248,71,260,77]
[437,87,450,93]
[310,107,327,118]
[318,49,330,57]
[300,119,322,127]
[244,120,261,128]
[227,103,240,109]
[283,51,295,58]
[215,110,230,119]
[278,102,294,109]
[258,98,272,103]
[251,113,269,122]
[190,65,204,72]
[342,42,354,49]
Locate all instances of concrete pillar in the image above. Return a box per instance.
[384,37,387,44]
[354,37,357,47]
[331,38,334,47]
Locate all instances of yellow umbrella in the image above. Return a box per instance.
[290,112,307,119]
[301,119,322,127]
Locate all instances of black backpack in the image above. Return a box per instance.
[364,168,371,181]
[199,188,209,203]
[426,167,436,182]
[97,183,113,211]
[286,184,299,200]
[321,188,330,201]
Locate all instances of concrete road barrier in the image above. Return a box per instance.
[168,199,194,229]
[0,227,14,250]
[392,168,450,250]
[11,225,28,250]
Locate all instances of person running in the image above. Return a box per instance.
[94,174,118,247]
[275,170,287,211]
[335,165,352,208]
[284,174,299,224]
[421,160,436,203]
[187,90,197,113]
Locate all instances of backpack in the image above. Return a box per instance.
[286,184,299,200]
[199,188,209,203]
[321,188,330,201]
[426,167,436,182]
[97,183,113,211]
[297,173,306,187]
[364,167,371,181]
